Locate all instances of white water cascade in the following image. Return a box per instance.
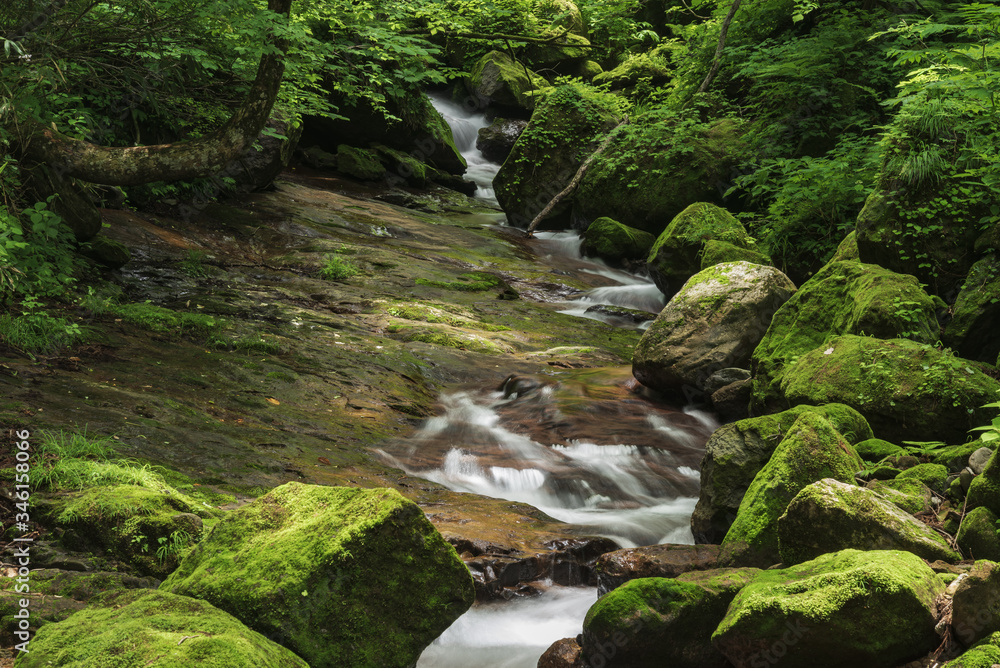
[533,231,667,326]
[382,376,717,668]
[429,93,502,206]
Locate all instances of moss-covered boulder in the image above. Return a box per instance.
[968,449,1000,519]
[692,403,872,544]
[777,478,960,565]
[0,569,159,645]
[720,412,865,567]
[524,31,592,67]
[536,0,586,35]
[467,51,549,111]
[645,203,756,296]
[854,96,998,299]
[161,482,474,668]
[41,484,206,578]
[943,255,1000,364]
[700,239,771,270]
[580,217,656,265]
[854,437,906,462]
[896,462,950,494]
[592,47,672,91]
[864,477,934,515]
[494,84,622,228]
[957,507,1000,563]
[947,633,1000,668]
[575,113,745,238]
[336,144,386,181]
[581,569,759,668]
[303,91,466,175]
[14,590,309,668]
[712,550,943,668]
[633,262,795,400]
[830,230,860,262]
[750,260,939,412]
[952,560,1000,646]
[774,335,1000,444]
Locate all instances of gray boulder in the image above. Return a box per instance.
[632,262,795,401]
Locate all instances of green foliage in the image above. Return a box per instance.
[232,334,283,354]
[733,134,879,280]
[33,430,166,492]
[971,401,1000,444]
[156,529,193,565]
[103,300,222,335]
[319,253,358,280]
[179,250,209,278]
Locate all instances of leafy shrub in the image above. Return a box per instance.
[320,254,358,280]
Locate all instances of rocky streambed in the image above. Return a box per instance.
[0,168,709,666]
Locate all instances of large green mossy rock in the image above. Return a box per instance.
[161,482,474,668]
[777,478,960,565]
[495,84,622,228]
[750,260,939,413]
[467,51,548,110]
[41,484,206,578]
[947,633,1000,668]
[952,560,1000,647]
[524,31,592,67]
[632,262,795,400]
[692,403,871,545]
[581,217,655,265]
[957,507,1000,563]
[645,202,757,296]
[336,144,387,181]
[943,255,1000,364]
[865,477,934,515]
[896,462,950,494]
[581,569,759,668]
[830,231,860,262]
[854,437,905,462]
[14,590,309,668]
[575,117,745,239]
[592,47,672,90]
[720,412,865,567]
[774,335,1000,444]
[712,550,943,668]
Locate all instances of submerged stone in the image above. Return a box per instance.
[161,482,474,668]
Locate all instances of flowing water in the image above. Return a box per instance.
[429,93,501,206]
[411,97,699,668]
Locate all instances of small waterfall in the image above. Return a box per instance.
[429,93,502,206]
[378,379,713,549]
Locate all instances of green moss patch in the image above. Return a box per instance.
[15,590,309,668]
[161,483,474,668]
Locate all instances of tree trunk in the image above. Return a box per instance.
[696,0,742,95]
[525,119,629,236]
[19,0,292,187]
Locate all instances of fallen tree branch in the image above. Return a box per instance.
[525,119,629,237]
